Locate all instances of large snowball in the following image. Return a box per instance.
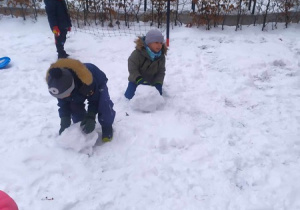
[130,85,165,112]
[56,123,98,155]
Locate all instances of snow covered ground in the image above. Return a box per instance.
[0,16,300,210]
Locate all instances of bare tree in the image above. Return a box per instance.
[221,0,235,30]
[252,0,263,26]
[236,0,248,30]
[251,0,256,14]
[262,0,271,31]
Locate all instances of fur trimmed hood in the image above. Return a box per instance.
[46,58,93,85]
[134,36,168,55]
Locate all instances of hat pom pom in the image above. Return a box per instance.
[49,68,63,78]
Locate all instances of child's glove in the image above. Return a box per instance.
[154,83,163,95]
[59,116,71,135]
[124,82,137,99]
[136,76,149,85]
[80,112,96,134]
[52,26,61,37]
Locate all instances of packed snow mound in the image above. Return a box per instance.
[130,85,165,112]
[56,123,98,154]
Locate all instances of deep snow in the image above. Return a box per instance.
[0,15,300,210]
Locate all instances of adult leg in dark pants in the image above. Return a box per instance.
[55,28,69,59]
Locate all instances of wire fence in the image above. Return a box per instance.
[1,0,300,37]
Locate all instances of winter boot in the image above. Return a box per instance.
[102,125,113,142]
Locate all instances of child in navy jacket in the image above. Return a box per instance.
[46,58,116,142]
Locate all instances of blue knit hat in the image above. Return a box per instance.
[47,68,75,99]
[145,29,164,45]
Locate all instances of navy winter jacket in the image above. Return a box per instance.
[44,0,72,30]
[46,59,108,118]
